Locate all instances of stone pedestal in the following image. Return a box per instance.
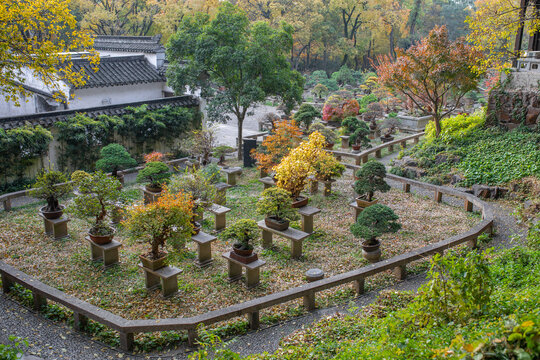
[297,205,321,234]
[207,204,231,231]
[38,213,69,240]
[259,177,275,190]
[191,231,217,268]
[85,237,121,267]
[222,252,266,289]
[141,188,162,205]
[340,135,350,149]
[221,167,242,186]
[139,265,182,298]
[257,220,310,259]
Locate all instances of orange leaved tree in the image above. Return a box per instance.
[251,120,303,174]
[375,26,484,137]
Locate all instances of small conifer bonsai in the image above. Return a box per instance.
[351,204,401,262]
[294,104,321,130]
[137,161,171,192]
[354,161,390,206]
[95,144,137,179]
[30,169,72,218]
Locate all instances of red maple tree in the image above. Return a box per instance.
[375,26,484,136]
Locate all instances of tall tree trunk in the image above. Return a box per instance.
[237,115,244,160]
[408,0,422,37]
[389,26,396,59]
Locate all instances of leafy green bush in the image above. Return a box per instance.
[294,103,321,129]
[358,93,378,112]
[307,70,339,91]
[425,109,486,144]
[0,124,52,182]
[95,143,137,177]
[0,336,28,360]
[29,169,72,212]
[256,187,299,221]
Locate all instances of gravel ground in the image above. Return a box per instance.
[0,151,527,360]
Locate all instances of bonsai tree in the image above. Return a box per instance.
[381,117,401,138]
[124,190,194,259]
[168,170,217,208]
[95,144,137,178]
[354,161,390,203]
[342,118,370,148]
[275,132,326,199]
[29,169,72,214]
[213,145,234,165]
[322,94,360,123]
[294,104,321,130]
[251,119,303,175]
[70,171,122,239]
[144,151,165,163]
[308,122,337,146]
[190,128,217,165]
[342,116,362,134]
[199,163,224,184]
[70,170,90,185]
[256,188,299,223]
[351,204,401,246]
[312,83,329,99]
[313,152,345,182]
[136,161,171,191]
[221,219,260,252]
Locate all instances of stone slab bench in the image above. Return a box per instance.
[222,252,266,289]
[84,237,121,267]
[138,265,182,298]
[207,204,231,231]
[257,220,310,259]
[297,206,321,234]
[259,177,275,189]
[38,213,69,240]
[191,231,217,268]
[221,167,242,186]
[214,182,232,205]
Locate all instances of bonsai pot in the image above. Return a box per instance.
[352,144,361,151]
[380,135,394,143]
[140,251,167,271]
[355,197,378,208]
[325,142,335,150]
[145,184,163,193]
[292,196,309,208]
[231,244,258,264]
[361,239,381,263]
[114,173,125,185]
[232,244,253,257]
[265,216,290,231]
[40,205,65,220]
[192,221,202,235]
[88,227,115,245]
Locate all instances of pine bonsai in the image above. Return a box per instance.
[29,170,72,212]
[221,219,259,251]
[95,144,137,177]
[136,161,171,190]
[350,204,401,245]
[294,104,321,129]
[354,161,390,201]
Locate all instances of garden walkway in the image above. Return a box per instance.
[0,152,527,360]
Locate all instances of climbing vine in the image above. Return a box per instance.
[0,124,53,183]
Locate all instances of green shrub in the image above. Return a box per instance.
[136,162,171,188]
[29,169,72,212]
[95,143,137,177]
[425,108,486,144]
[256,187,299,221]
[0,336,28,360]
[294,103,321,129]
[359,93,378,111]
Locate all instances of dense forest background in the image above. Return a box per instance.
[69,0,477,73]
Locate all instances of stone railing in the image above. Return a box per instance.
[0,158,189,211]
[0,171,494,352]
[329,132,424,165]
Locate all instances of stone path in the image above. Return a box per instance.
[0,151,527,359]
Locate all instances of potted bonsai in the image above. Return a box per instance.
[294,103,321,130]
[221,219,260,263]
[95,144,137,184]
[136,161,171,193]
[354,161,390,208]
[213,145,235,166]
[70,171,122,244]
[256,187,299,231]
[313,152,345,182]
[124,190,194,270]
[380,117,400,143]
[71,170,90,195]
[308,123,337,149]
[350,204,401,262]
[348,122,370,151]
[30,170,72,220]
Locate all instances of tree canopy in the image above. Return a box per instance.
[167,2,304,159]
[1,0,98,105]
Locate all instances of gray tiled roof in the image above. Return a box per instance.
[0,96,199,129]
[93,35,165,53]
[71,55,165,89]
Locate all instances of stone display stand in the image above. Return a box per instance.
[297,206,321,234]
[259,177,275,190]
[207,204,231,231]
[214,182,232,205]
[349,201,363,221]
[305,268,324,282]
[139,265,182,298]
[340,135,350,149]
[191,231,217,268]
[222,252,266,289]
[321,179,335,196]
[257,220,310,259]
[221,167,242,186]
[85,237,121,267]
[141,187,161,205]
[38,213,69,240]
[309,179,319,194]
